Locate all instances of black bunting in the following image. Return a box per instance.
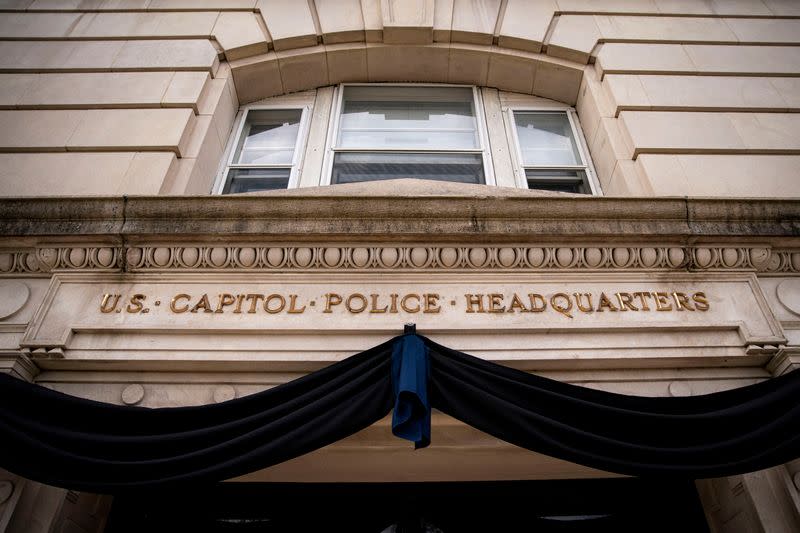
[0,333,798,493]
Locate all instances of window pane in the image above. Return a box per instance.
[223,168,290,194]
[525,169,588,194]
[234,109,302,165]
[514,112,582,166]
[332,152,485,184]
[338,87,478,149]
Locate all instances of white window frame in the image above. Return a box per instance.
[213,104,311,194]
[321,83,496,187]
[505,106,601,195]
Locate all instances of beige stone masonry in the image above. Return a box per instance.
[604,75,799,114]
[0,40,218,73]
[229,51,282,103]
[0,152,173,195]
[619,111,800,156]
[0,109,82,151]
[1,0,788,17]
[0,108,194,155]
[232,41,585,104]
[22,0,256,9]
[112,39,219,72]
[164,115,223,194]
[147,0,256,9]
[763,0,800,16]
[635,154,800,197]
[68,108,196,155]
[256,0,318,51]
[0,72,207,110]
[726,18,800,44]
[486,46,536,94]
[448,43,490,86]
[162,71,211,110]
[326,42,368,84]
[0,12,81,38]
[433,0,454,42]
[450,0,501,46]
[160,72,236,194]
[277,45,329,94]
[598,14,738,42]
[588,116,634,188]
[361,0,383,42]
[366,42,449,82]
[497,0,555,54]
[605,159,643,196]
[597,43,800,76]
[533,60,582,105]
[316,0,366,44]
[211,12,269,61]
[684,45,800,75]
[381,0,434,44]
[547,14,601,64]
[67,11,219,38]
[548,15,800,65]
[769,78,800,108]
[576,67,615,146]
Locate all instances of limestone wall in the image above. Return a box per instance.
[0,0,797,195]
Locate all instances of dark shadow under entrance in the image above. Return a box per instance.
[105,478,709,532]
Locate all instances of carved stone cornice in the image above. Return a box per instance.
[0,244,797,275]
[0,185,798,244]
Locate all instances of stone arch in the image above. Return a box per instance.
[229,43,585,106]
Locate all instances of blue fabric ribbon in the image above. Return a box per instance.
[391,334,431,449]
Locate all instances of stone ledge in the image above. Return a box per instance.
[0,180,798,243]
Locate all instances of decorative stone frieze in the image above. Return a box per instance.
[1,245,798,274]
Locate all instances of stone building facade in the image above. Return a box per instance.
[0,0,798,531]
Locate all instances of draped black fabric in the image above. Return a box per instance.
[1,332,799,493]
[424,336,800,478]
[0,339,395,492]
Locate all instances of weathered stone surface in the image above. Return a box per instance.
[0,181,797,242]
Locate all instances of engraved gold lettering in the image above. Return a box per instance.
[126,294,146,313]
[170,293,190,314]
[550,293,573,318]
[465,294,485,313]
[528,294,546,313]
[323,293,342,313]
[573,293,593,313]
[401,294,421,313]
[692,292,710,311]
[389,294,399,313]
[596,292,618,312]
[288,294,306,314]
[654,292,672,311]
[190,294,213,313]
[423,293,441,314]
[369,294,388,314]
[215,293,235,313]
[633,291,652,311]
[264,294,286,314]
[672,292,694,311]
[616,292,638,311]
[487,293,505,313]
[508,293,528,313]
[100,293,121,313]
[244,294,263,314]
[233,294,246,314]
[346,293,368,313]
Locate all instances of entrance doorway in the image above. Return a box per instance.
[105,478,708,532]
